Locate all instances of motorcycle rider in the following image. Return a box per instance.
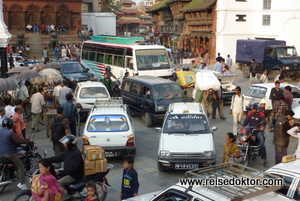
[242,103,269,167]
[47,135,84,187]
[105,66,117,80]
[0,118,32,189]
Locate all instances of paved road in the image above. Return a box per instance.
[1,66,299,201]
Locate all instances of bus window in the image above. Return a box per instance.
[82,50,88,60]
[89,52,96,61]
[114,56,123,67]
[126,58,133,69]
[135,49,169,70]
[105,54,113,65]
[96,53,104,63]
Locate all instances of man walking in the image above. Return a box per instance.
[59,81,72,105]
[226,54,232,69]
[273,110,295,164]
[230,86,243,135]
[53,81,63,108]
[212,84,226,120]
[61,94,77,136]
[30,88,48,132]
[249,59,258,77]
[213,58,222,73]
[284,86,293,110]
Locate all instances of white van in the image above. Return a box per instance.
[157,102,216,171]
[74,81,110,114]
[82,98,136,158]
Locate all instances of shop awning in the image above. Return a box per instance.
[118,17,147,25]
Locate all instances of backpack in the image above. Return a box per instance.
[51,116,66,142]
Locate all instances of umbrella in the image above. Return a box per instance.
[6,67,28,74]
[5,78,18,91]
[42,62,63,70]
[39,68,63,83]
[17,70,41,79]
[0,79,7,93]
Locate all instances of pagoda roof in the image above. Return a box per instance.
[118,16,147,24]
[102,5,125,16]
[120,7,143,14]
[119,0,136,5]
[166,0,191,5]
[181,0,216,12]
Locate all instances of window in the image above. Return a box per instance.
[82,50,88,60]
[153,189,192,201]
[263,0,271,10]
[122,80,131,92]
[244,86,267,98]
[79,87,109,99]
[88,51,96,61]
[130,83,142,95]
[87,115,129,132]
[262,15,271,26]
[96,53,104,63]
[236,15,246,22]
[105,54,113,65]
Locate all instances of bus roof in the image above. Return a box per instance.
[92,35,145,44]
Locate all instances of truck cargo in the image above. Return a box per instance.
[236,39,300,80]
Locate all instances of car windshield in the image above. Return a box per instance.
[163,114,210,134]
[79,87,109,99]
[277,47,298,58]
[61,63,88,74]
[135,49,170,70]
[244,86,267,98]
[151,84,183,100]
[87,115,129,132]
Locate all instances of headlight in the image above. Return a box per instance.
[155,106,165,112]
[283,66,290,70]
[203,151,214,158]
[159,150,171,158]
[240,135,247,142]
[69,77,78,82]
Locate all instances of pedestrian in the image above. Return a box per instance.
[61,46,67,58]
[31,159,64,201]
[17,80,32,120]
[41,24,47,35]
[212,84,226,120]
[120,155,139,200]
[216,53,222,61]
[42,47,49,63]
[270,98,288,132]
[191,60,197,69]
[61,94,77,136]
[49,107,69,162]
[284,86,293,110]
[12,44,16,53]
[31,56,39,68]
[4,98,14,118]
[274,71,287,83]
[6,44,11,54]
[222,132,240,163]
[89,28,94,38]
[230,86,244,135]
[260,70,268,83]
[103,72,112,96]
[213,58,222,73]
[242,102,268,167]
[25,45,30,57]
[269,81,284,107]
[249,59,258,78]
[0,106,6,128]
[53,81,63,108]
[226,54,232,69]
[59,80,72,105]
[54,46,59,61]
[249,72,258,84]
[13,105,26,139]
[85,182,100,201]
[201,63,208,70]
[273,110,295,164]
[57,25,62,35]
[223,65,232,75]
[8,53,14,69]
[30,87,48,133]
[287,125,300,159]
[221,58,227,69]
[202,89,214,117]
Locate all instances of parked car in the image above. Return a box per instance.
[156,102,216,171]
[74,81,111,114]
[6,55,25,68]
[243,83,300,116]
[82,98,136,158]
[54,61,97,89]
[121,75,186,127]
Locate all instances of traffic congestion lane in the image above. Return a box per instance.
[1,67,299,201]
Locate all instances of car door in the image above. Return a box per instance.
[290,86,300,109]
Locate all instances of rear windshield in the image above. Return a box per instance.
[87,115,129,132]
[79,87,109,99]
[163,114,210,134]
[151,84,183,100]
[244,86,267,98]
[61,63,87,74]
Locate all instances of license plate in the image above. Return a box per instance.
[105,152,118,157]
[175,164,198,170]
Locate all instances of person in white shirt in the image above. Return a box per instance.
[287,125,300,158]
[59,80,73,105]
[199,63,208,70]
[0,106,6,128]
[4,98,14,118]
[260,70,268,83]
[229,86,244,135]
[53,81,63,108]
[226,54,232,69]
[30,88,48,132]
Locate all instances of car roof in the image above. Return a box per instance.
[77,81,106,87]
[90,107,128,115]
[169,102,204,114]
[125,76,176,85]
[248,83,298,88]
[267,159,300,175]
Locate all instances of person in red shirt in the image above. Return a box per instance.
[6,44,11,54]
[13,105,26,139]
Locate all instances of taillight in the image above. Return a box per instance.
[260,103,265,111]
[126,137,134,146]
[77,103,82,110]
[83,137,90,146]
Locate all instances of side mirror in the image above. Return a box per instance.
[155,127,161,132]
[211,126,217,132]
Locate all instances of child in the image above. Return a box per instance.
[86,182,100,201]
[249,72,258,85]
[31,159,64,201]
[120,155,139,200]
[260,70,268,83]
[103,72,112,96]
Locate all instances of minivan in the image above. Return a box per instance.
[121,76,186,127]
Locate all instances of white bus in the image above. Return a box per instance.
[81,36,173,81]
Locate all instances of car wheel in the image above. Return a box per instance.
[269,70,281,80]
[157,162,165,172]
[144,113,153,127]
[242,66,250,78]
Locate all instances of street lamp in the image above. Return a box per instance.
[0,0,11,78]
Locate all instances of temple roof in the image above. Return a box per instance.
[120,7,143,14]
[118,16,147,24]
[102,5,125,16]
[119,0,136,5]
[181,0,216,12]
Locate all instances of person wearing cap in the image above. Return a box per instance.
[230,86,244,135]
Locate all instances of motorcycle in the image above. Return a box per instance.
[12,164,113,201]
[0,141,42,194]
[237,126,262,166]
[112,80,121,97]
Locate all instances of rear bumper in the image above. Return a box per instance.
[223,92,235,102]
[157,158,215,170]
[102,146,136,157]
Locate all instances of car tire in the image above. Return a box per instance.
[157,162,165,172]
[144,112,153,127]
[242,66,250,78]
[269,70,281,80]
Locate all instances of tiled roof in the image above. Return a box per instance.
[118,16,147,24]
[166,0,191,5]
[120,7,143,14]
[102,5,125,15]
[181,0,216,12]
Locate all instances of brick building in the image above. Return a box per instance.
[3,0,82,32]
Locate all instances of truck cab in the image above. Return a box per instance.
[236,39,300,80]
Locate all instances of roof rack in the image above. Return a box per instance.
[185,163,283,201]
[94,97,123,108]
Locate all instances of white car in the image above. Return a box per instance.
[74,81,110,114]
[83,98,136,158]
[243,83,300,115]
[157,102,216,171]
[7,55,25,68]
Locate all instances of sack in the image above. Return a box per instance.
[195,71,221,91]
[51,116,66,142]
[31,174,43,196]
[228,152,245,164]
